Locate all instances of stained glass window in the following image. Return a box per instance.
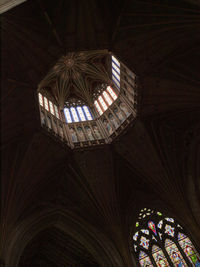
[112,67,120,82]
[133,231,139,241]
[77,106,86,121]
[44,97,49,111]
[152,245,169,266]
[102,91,113,106]
[178,233,200,266]
[64,108,72,123]
[112,55,120,67]
[140,236,150,249]
[139,251,153,267]
[98,96,108,111]
[141,229,149,235]
[132,208,199,267]
[54,105,60,119]
[82,106,93,120]
[157,220,163,229]
[38,93,43,106]
[165,239,187,266]
[94,100,103,115]
[165,218,174,223]
[107,86,117,100]
[112,75,120,88]
[112,61,120,74]
[70,107,79,122]
[165,224,174,237]
[49,101,55,115]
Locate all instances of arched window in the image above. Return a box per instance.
[132,208,200,266]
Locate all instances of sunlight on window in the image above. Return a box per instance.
[77,106,86,121]
[44,97,49,111]
[107,86,117,100]
[64,108,72,123]
[49,101,55,115]
[83,106,93,120]
[103,91,113,106]
[94,100,103,115]
[38,93,43,106]
[98,96,108,111]
[70,107,79,122]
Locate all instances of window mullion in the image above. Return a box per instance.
[174,237,193,266]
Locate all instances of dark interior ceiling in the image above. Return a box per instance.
[1,0,200,266]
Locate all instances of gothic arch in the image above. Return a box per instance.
[132,208,200,266]
[3,208,125,267]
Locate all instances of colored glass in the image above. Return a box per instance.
[139,251,153,267]
[140,236,150,249]
[44,97,49,111]
[165,239,187,266]
[64,108,72,123]
[165,225,175,237]
[49,101,55,115]
[38,93,43,106]
[157,220,163,229]
[178,233,200,266]
[77,106,86,121]
[152,245,169,266]
[148,221,157,235]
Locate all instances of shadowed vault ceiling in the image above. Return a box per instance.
[1,0,200,266]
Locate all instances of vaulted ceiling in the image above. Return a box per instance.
[1,0,200,266]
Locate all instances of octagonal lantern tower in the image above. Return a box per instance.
[37,50,138,149]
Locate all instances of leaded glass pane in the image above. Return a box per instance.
[139,251,153,267]
[54,105,60,119]
[152,245,169,266]
[98,96,108,111]
[165,218,174,223]
[165,239,187,266]
[77,106,86,121]
[38,93,43,106]
[83,106,93,120]
[107,86,117,100]
[112,67,120,81]
[64,108,72,123]
[112,55,120,67]
[94,100,103,115]
[133,231,139,241]
[157,220,163,229]
[148,221,157,235]
[102,91,113,106]
[165,225,175,237]
[112,75,120,88]
[141,229,149,235]
[112,61,120,74]
[140,236,150,249]
[70,107,79,122]
[49,101,55,115]
[178,233,200,266]
[44,97,49,111]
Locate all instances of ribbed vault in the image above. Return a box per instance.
[1,0,200,266]
[38,50,110,108]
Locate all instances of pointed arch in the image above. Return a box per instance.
[178,233,200,266]
[152,245,169,266]
[165,239,187,266]
[132,208,199,266]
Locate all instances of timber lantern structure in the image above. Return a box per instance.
[38,51,138,149]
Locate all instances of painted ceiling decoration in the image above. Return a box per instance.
[38,50,110,108]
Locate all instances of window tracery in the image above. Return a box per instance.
[132,208,200,266]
